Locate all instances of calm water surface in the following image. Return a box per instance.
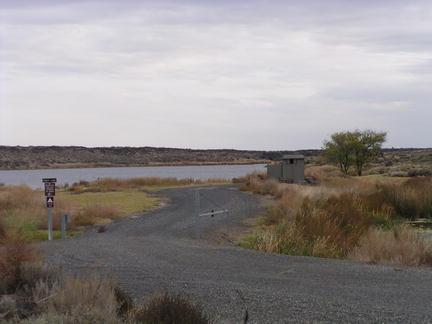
[0,164,266,189]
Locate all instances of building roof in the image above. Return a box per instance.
[282,154,305,160]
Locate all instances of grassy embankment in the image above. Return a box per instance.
[0,177,227,241]
[238,166,432,267]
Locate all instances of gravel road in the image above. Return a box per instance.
[43,185,432,323]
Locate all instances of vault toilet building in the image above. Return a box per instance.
[267,154,305,183]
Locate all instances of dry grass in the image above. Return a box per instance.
[252,193,374,258]
[132,292,209,324]
[39,275,120,323]
[349,225,432,267]
[1,250,210,323]
[376,177,432,220]
[240,172,432,265]
[0,182,161,241]
[0,237,40,294]
[60,190,159,217]
[1,261,121,323]
[305,165,345,181]
[0,186,77,239]
[72,205,120,226]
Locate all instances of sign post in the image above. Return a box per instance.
[43,178,56,241]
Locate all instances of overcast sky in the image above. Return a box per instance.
[1,0,431,150]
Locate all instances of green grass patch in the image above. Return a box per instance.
[24,230,82,241]
[238,234,259,249]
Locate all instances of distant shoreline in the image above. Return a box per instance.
[0,146,319,171]
[1,146,430,172]
[0,160,269,172]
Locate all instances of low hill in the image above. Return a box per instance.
[0,146,320,170]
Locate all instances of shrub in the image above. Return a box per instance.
[252,193,374,258]
[282,194,373,257]
[133,292,209,324]
[0,237,40,293]
[42,275,119,322]
[389,171,408,177]
[349,226,432,267]
[72,205,119,226]
[407,168,432,177]
[239,173,283,197]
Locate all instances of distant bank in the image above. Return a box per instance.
[0,146,320,170]
[0,146,429,171]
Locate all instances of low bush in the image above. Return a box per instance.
[349,225,432,267]
[251,193,374,258]
[389,171,408,177]
[0,237,40,294]
[239,173,284,197]
[72,205,120,227]
[407,168,432,177]
[39,275,119,323]
[133,292,209,324]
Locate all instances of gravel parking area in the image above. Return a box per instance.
[43,185,432,323]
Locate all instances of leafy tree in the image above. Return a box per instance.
[323,130,386,176]
[351,130,387,176]
[323,132,356,174]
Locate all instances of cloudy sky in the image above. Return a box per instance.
[1,0,431,150]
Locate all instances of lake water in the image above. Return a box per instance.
[0,164,266,189]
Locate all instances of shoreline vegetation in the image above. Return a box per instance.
[238,168,432,267]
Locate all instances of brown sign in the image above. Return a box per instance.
[44,182,56,197]
[46,196,54,208]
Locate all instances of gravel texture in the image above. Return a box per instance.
[42,185,432,323]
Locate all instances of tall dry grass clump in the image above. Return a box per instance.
[349,225,432,267]
[239,172,287,198]
[377,177,432,220]
[253,193,374,258]
[0,237,40,294]
[132,292,209,324]
[0,186,46,233]
[38,275,120,323]
[72,205,120,226]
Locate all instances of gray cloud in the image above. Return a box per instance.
[1,0,431,149]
